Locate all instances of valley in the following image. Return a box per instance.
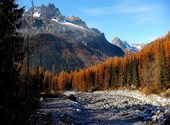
[0,1,169,124]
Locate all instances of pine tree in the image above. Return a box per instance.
[126,62,132,86]
[131,59,139,87]
[0,0,24,103]
[0,0,24,123]
[43,70,51,92]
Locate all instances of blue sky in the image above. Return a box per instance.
[18,0,170,43]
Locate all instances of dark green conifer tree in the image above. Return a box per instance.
[0,0,24,123]
[131,59,139,87]
[0,0,24,101]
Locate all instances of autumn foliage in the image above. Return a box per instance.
[31,32,170,93]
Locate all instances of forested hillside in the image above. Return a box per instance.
[32,32,170,94]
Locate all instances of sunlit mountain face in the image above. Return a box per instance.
[112,37,146,53]
[21,3,124,73]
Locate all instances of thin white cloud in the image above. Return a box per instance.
[82,6,113,15]
[82,2,162,23]
[82,4,158,15]
[82,3,159,15]
[134,13,158,24]
[112,3,157,14]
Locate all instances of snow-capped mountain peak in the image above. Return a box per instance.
[25,3,64,21]
[112,37,146,52]
[25,3,89,30]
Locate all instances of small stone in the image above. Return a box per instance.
[124,101,128,104]
[151,115,158,122]
[66,94,78,102]
[144,109,152,114]
[164,114,170,125]
[157,113,164,120]
[139,113,148,118]
[135,110,141,114]
[156,110,162,116]
[121,111,128,116]
[41,112,47,116]
[159,107,165,112]
[164,109,170,114]
[76,109,81,112]
[138,106,145,111]
[125,105,130,109]
[40,97,43,101]
[150,110,157,116]
[143,116,151,121]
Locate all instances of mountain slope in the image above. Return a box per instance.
[21,4,124,73]
[112,37,146,53]
[52,31,170,93]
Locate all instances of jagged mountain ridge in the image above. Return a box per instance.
[21,3,124,73]
[112,37,146,53]
[24,3,87,28]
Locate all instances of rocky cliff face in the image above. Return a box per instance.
[21,3,124,73]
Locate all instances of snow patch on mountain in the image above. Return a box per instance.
[33,12,41,17]
[131,43,146,51]
[51,18,91,32]
[51,18,61,23]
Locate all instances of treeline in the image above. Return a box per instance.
[33,32,170,94]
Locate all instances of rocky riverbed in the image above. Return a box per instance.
[31,91,170,125]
